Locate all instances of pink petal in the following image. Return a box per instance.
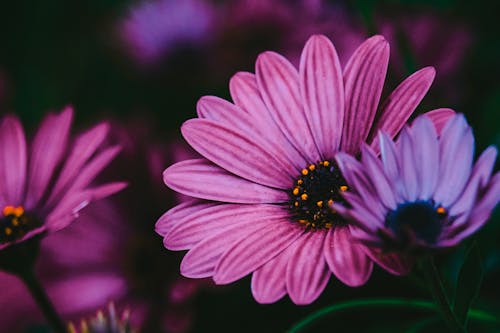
[324,226,373,286]
[299,34,344,158]
[398,128,418,201]
[155,200,217,236]
[213,219,303,284]
[369,67,435,150]
[256,51,321,163]
[341,35,389,155]
[164,204,287,251]
[26,107,73,209]
[362,246,413,275]
[0,115,27,206]
[182,119,295,189]
[197,95,248,119]
[45,190,92,231]
[378,131,400,183]
[164,159,288,203]
[87,182,127,200]
[287,232,331,304]
[425,108,456,135]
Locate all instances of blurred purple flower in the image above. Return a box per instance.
[117,0,216,66]
[335,114,499,257]
[0,107,125,251]
[157,34,453,304]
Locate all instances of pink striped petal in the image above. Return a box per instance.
[369,67,435,151]
[26,107,73,208]
[398,129,418,201]
[182,119,295,189]
[362,246,413,276]
[378,131,400,183]
[45,190,91,231]
[324,226,373,286]
[287,231,331,304]
[341,35,389,155]
[155,200,217,236]
[425,108,455,135]
[256,51,321,163]
[213,219,303,284]
[0,115,27,206]
[164,159,288,203]
[88,182,127,200]
[299,34,344,158]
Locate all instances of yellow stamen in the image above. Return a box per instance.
[298,219,308,225]
[3,205,24,217]
[340,185,348,192]
[301,169,309,176]
[294,201,299,207]
[328,199,334,206]
[297,179,303,185]
[323,161,330,167]
[324,223,333,229]
[316,201,323,208]
[436,207,446,215]
[11,218,19,227]
[301,193,308,201]
[4,227,12,236]
[292,187,300,196]
[13,206,24,217]
[308,164,316,171]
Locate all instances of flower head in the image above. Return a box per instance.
[157,34,453,304]
[68,303,136,333]
[335,114,499,256]
[0,107,125,252]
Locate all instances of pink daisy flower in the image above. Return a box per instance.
[0,106,126,252]
[334,114,500,255]
[156,34,454,304]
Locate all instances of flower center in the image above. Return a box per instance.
[0,206,41,244]
[385,201,447,245]
[289,161,349,230]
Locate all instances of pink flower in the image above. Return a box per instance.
[335,114,499,256]
[157,34,454,304]
[0,106,125,251]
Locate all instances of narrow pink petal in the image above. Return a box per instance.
[155,200,217,236]
[341,35,389,154]
[435,114,474,206]
[369,67,435,149]
[256,51,321,163]
[182,119,295,189]
[229,72,308,170]
[0,115,27,206]
[251,245,293,304]
[164,204,287,251]
[213,219,303,284]
[398,129,418,201]
[197,95,248,119]
[378,131,400,183]
[299,34,344,158]
[88,182,127,200]
[324,226,373,286]
[164,159,288,203]
[409,115,439,200]
[362,246,413,276]
[26,107,73,208]
[45,190,91,231]
[287,231,331,304]
[425,108,455,135]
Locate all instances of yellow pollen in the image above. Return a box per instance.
[3,205,24,217]
[308,164,316,171]
[294,201,299,207]
[311,223,316,228]
[324,223,333,229]
[340,185,348,192]
[298,219,308,224]
[297,179,303,185]
[301,193,308,201]
[4,227,12,236]
[328,199,334,206]
[323,161,330,167]
[316,201,323,208]
[292,187,300,196]
[436,207,446,214]
[11,218,19,227]
[301,169,309,176]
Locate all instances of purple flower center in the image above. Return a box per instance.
[385,201,447,245]
[0,206,41,244]
[289,161,349,230]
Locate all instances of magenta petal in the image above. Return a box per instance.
[425,108,455,134]
[299,35,344,158]
[398,129,419,201]
[251,246,293,304]
[324,226,373,286]
[369,67,435,150]
[26,107,73,208]
[88,182,127,200]
[45,190,92,231]
[156,200,217,236]
[287,232,330,304]
[164,204,287,251]
[0,115,27,206]
[213,219,303,284]
[362,246,413,276]
[341,35,389,155]
[182,119,295,189]
[256,51,321,163]
[164,159,288,203]
[378,131,400,183]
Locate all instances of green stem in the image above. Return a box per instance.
[288,298,498,333]
[19,269,67,333]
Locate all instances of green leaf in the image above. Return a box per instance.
[453,241,484,326]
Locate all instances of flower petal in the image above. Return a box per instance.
[299,34,344,158]
[324,226,373,286]
[425,108,455,135]
[398,128,418,201]
[341,35,389,154]
[256,51,321,163]
[164,159,288,203]
[287,231,331,304]
[362,246,413,276]
[213,219,303,284]
[156,200,217,236]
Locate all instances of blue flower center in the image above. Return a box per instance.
[385,201,447,245]
[0,206,41,244]
[289,161,349,230]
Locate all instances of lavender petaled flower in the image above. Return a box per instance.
[157,34,455,304]
[0,106,126,252]
[335,114,499,257]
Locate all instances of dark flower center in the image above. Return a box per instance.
[385,201,447,245]
[0,206,42,244]
[289,161,349,230]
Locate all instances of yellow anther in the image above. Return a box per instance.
[301,193,308,201]
[340,185,348,192]
[292,187,300,196]
[316,201,323,208]
[13,206,24,217]
[436,207,446,215]
[328,199,334,206]
[11,218,19,227]
[311,223,316,228]
[308,164,316,171]
[3,205,24,217]
[301,169,309,176]
[2,205,14,216]
[294,201,299,207]
[298,219,308,224]
[297,179,303,185]
[324,223,333,229]
[323,161,330,167]
[4,227,12,236]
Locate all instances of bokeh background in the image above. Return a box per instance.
[0,0,499,332]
